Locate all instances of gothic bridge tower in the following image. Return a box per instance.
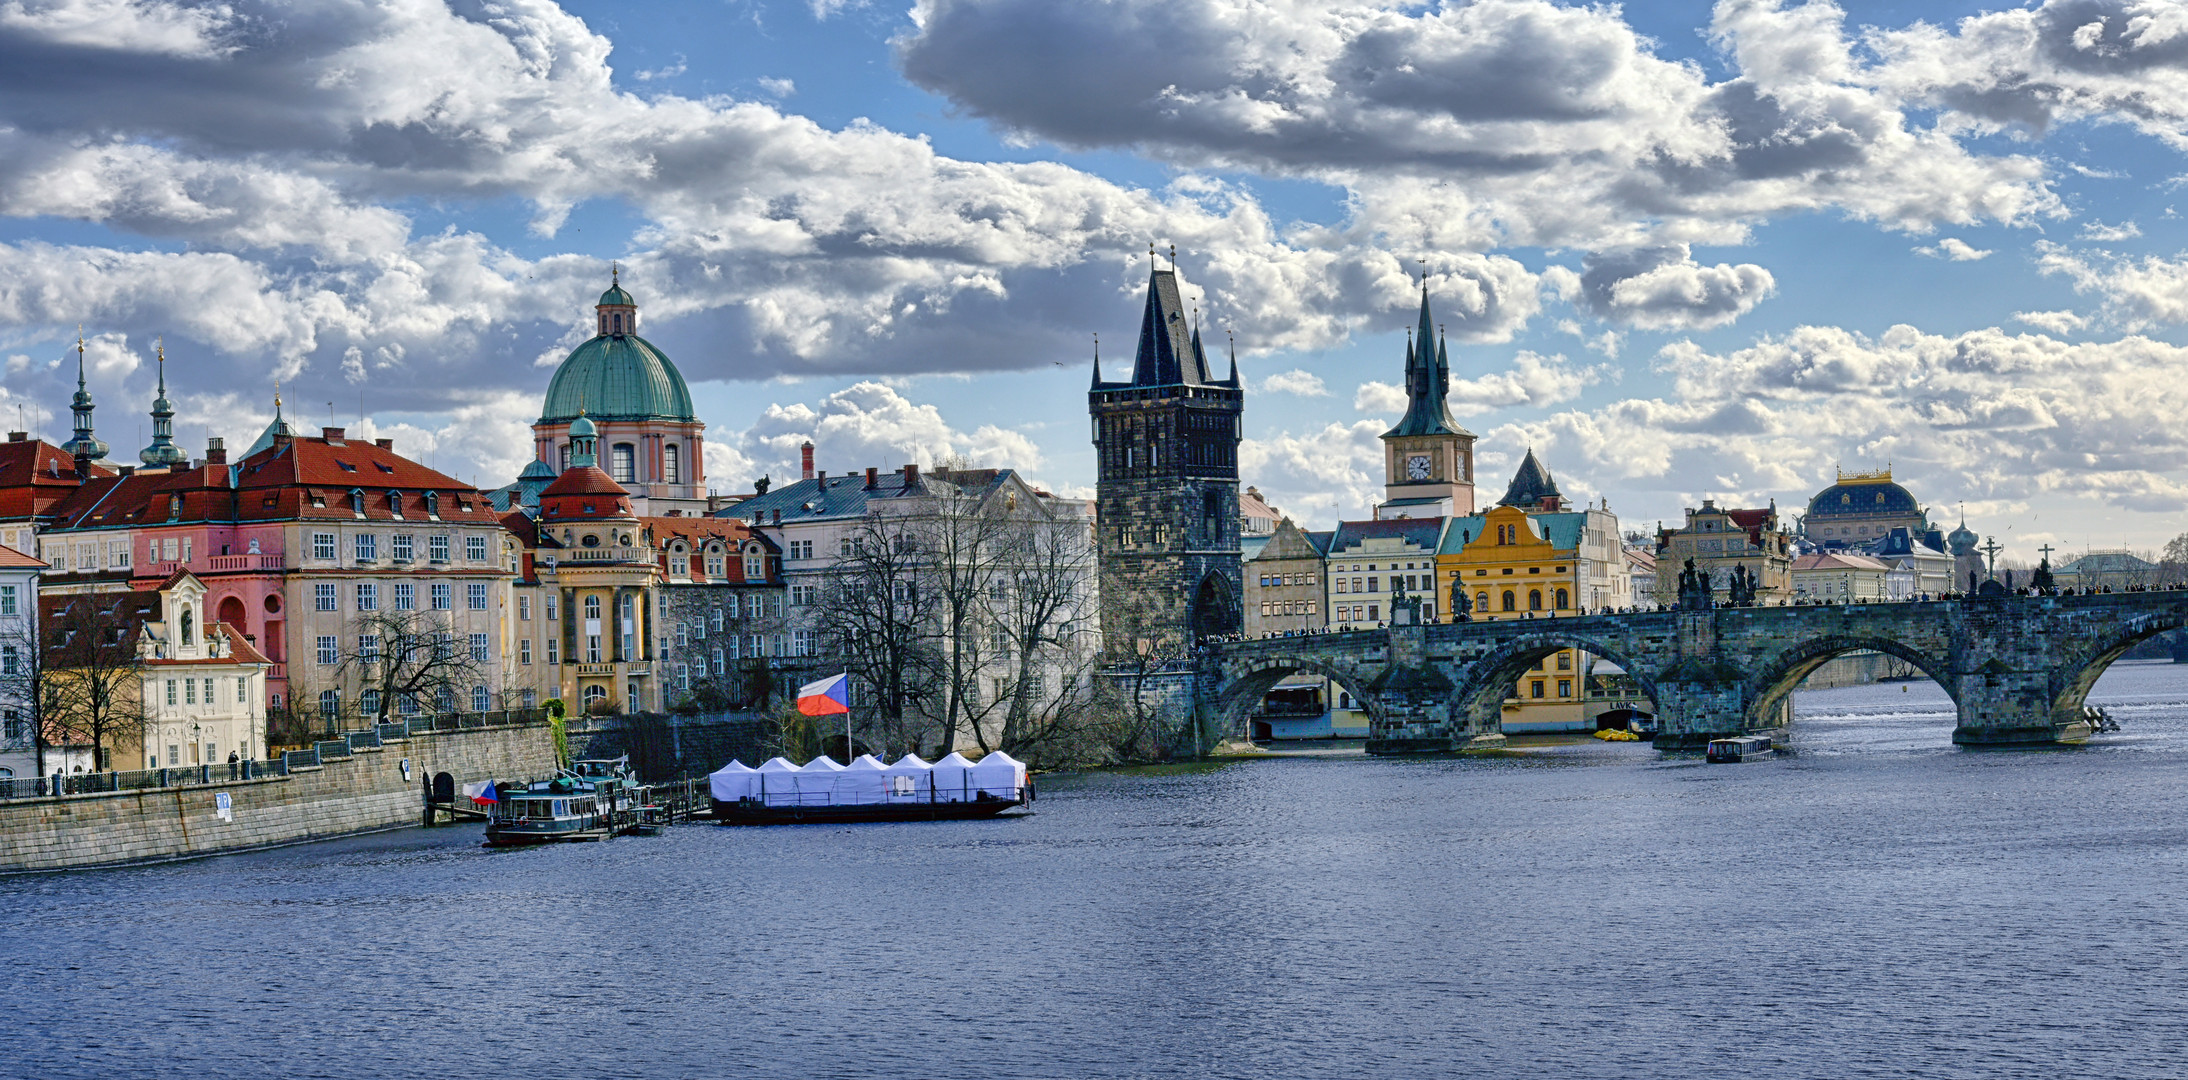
[1091,262,1244,654]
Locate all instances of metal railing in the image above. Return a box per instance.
[0,758,287,800]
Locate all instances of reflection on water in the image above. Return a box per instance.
[5,662,2188,1079]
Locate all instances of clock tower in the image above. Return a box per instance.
[1377,282,1476,519]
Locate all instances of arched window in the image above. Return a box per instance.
[1476,592,1489,611]
[1529,589,1543,611]
[179,609,194,647]
[663,444,680,484]
[743,547,764,580]
[318,690,340,719]
[1555,588,1569,609]
[584,596,601,620]
[583,684,607,707]
[611,444,636,483]
[1501,590,1516,612]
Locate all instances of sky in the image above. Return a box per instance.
[1,0,2187,559]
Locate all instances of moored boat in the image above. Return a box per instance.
[483,756,655,845]
[709,751,1033,826]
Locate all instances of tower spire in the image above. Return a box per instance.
[139,337,186,468]
[59,326,109,465]
[1090,332,1103,389]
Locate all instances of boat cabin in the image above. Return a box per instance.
[1706,735,1774,763]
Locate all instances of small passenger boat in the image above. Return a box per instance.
[1705,735,1775,763]
[709,751,1033,826]
[483,757,654,846]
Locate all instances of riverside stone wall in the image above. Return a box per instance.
[0,722,556,873]
[567,711,776,779]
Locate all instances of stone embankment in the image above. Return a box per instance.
[0,721,555,873]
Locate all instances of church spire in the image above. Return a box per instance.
[58,328,109,464]
[1089,333,1103,389]
[139,338,186,468]
[1382,280,1468,439]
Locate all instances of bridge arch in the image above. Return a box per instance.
[1449,629,1663,736]
[1744,634,1958,731]
[1212,652,1386,738]
[2048,609,2188,727]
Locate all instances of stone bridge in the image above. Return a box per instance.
[1194,592,2188,751]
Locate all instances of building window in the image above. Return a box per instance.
[620,594,636,658]
[1555,588,1569,609]
[470,634,489,662]
[434,687,454,714]
[316,636,338,665]
[1529,590,1543,611]
[361,689,382,718]
[431,583,451,610]
[358,635,380,663]
[584,596,601,620]
[471,685,491,712]
[744,552,764,580]
[611,444,636,483]
[1501,590,1516,612]
[1531,680,1546,699]
[0,644,15,676]
[356,582,378,611]
[0,585,18,616]
[545,594,558,620]
[315,583,337,611]
[468,583,488,610]
[394,582,415,610]
[546,638,559,665]
[318,690,340,719]
[520,639,532,664]
[711,646,724,674]
[466,535,488,562]
[793,630,813,657]
[1558,679,1572,698]
[791,584,817,606]
[518,595,531,620]
[663,444,680,484]
[313,532,336,560]
[392,534,414,561]
[166,679,178,706]
[429,534,450,562]
[355,533,377,561]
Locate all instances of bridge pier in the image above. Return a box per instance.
[1950,667,2091,746]
[1650,669,1767,751]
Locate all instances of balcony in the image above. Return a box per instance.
[207,554,285,571]
[574,662,616,676]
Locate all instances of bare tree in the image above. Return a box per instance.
[337,608,493,724]
[978,511,1101,759]
[2162,533,2188,583]
[0,612,63,775]
[811,511,943,757]
[920,482,1019,751]
[40,594,152,771]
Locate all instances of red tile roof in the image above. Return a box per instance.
[0,437,110,520]
[0,544,46,569]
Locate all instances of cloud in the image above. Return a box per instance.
[1240,419,1390,521]
[1915,237,1994,260]
[1446,351,1606,413]
[2079,219,2143,241]
[757,76,795,98]
[1260,369,1328,397]
[2015,309,2089,334]
[1576,245,1775,330]
[2037,244,2188,327]
[0,0,238,58]
[634,55,686,82]
[729,380,1045,491]
[901,0,2064,249]
[1354,381,1406,414]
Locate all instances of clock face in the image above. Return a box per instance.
[1406,454,1432,480]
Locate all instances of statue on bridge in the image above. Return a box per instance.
[1678,557,1714,610]
[2033,556,2055,591]
[1726,563,1758,607]
[1449,574,1473,623]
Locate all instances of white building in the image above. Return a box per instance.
[0,546,57,781]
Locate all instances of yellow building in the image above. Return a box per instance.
[1436,503,1602,733]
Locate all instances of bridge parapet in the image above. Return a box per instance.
[1188,591,2188,753]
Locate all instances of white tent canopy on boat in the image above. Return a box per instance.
[708,759,757,802]
[882,753,931,801]
[833,754,889,803]
[969,751,1026,799]
[929,752,977,803]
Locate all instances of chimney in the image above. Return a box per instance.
[816,469,826,484]
[322,427,346,445]
[118,465,135,478]
[903,462,919,487]
[271,432,292,451]
[771,508,782,526]
[865,467,877,489]
[800,441,815,480]
[375,438,393,451]
[6,432,23,442]
[72,451,88,481]
[206,437,227,466]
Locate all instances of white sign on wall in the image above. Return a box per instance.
[214,791,233,823]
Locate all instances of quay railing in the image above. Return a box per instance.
[0,758,287,801]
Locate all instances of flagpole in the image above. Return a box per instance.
[842,670,851,761]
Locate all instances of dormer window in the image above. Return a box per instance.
[424,491,440,518]
[349,488,365,516]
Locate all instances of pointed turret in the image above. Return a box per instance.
[1384,281,1468,438]
[1499,448,1563,511]
[1090,333,1105,389]
[58,330,109,464]
[139,340,187,468]
[1225,331,1240,387]
[1128,266,1216,387]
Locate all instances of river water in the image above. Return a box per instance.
[9,662,2188,1079]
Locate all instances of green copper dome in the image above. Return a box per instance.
[599,282,634,306]
[539,334,695,423]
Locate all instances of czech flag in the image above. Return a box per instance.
[463,779,499,804]
[798,673,851,716]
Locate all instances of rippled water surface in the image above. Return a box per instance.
[11,662,2188,1079]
